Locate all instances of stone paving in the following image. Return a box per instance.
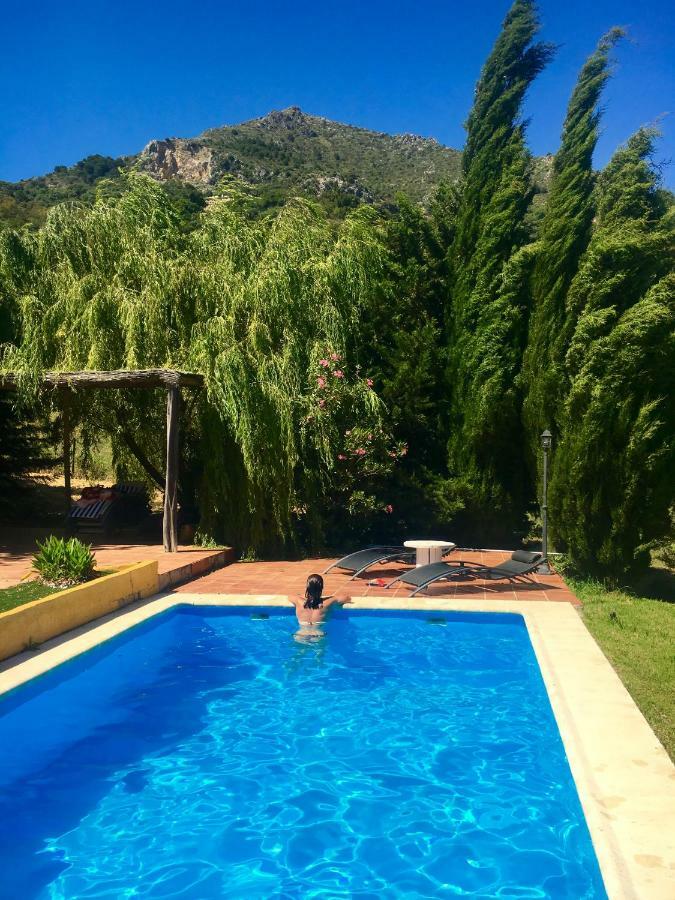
[0,539,225,589]
[174,549,581,605]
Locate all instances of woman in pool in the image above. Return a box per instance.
[289,573,352,637]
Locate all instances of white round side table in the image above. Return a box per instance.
[403,539,456,568]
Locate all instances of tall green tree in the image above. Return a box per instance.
[522,28,623,461]
[0,231,56,512]
[354,189,458,535]
[361,194,452,471]
[550,130,675,575]
[0,174,392,550]
[446,0,554,534]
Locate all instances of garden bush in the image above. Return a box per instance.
[32,536,96,586]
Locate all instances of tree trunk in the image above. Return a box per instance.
[116,416,165,493]
[163,386,181,552]
[61,390,72,516]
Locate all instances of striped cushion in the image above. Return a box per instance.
[69,500,112,520]
[113,482,146,496]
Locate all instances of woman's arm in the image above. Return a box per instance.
[323,592,353,608]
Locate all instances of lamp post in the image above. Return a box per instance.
[539,430,552,573]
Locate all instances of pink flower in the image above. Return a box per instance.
[319,359,330,367]
[388,450,397,458]
[318,399,326,408]
[333,369,344,379]
[400,446,408,456]
[367,433,373,440]
[355,447,366,456]
[317,376,326,389]
[384,504,393,514]
[366,378,374,388]
[331,353,341,361]
[337,454,347,460]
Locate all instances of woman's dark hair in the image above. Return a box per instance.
[304,574,324,609]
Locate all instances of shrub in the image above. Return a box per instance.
[32,536,96,586]
[193,530,222,549]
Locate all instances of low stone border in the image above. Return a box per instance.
[1,592,673,899]
[0,561,158,662]
[157,547,235,591]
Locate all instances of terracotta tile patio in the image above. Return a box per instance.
[175,550,581,605]
[0,539,227,590]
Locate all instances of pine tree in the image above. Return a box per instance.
[550,131,675,575]
[446,0,554,535]
[522,29,623,462]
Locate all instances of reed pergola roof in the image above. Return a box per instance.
[0,368,204,391]
[0,368,204,552]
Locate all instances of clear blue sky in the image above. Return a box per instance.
[1,0,673,186]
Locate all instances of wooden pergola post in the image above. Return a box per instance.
[163,385,181,552]
[0,369,203,552]
[61,388,72,516]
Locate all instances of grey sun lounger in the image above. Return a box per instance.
[323,546,416,580]
[386,550,545,597]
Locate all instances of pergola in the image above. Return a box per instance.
[0,369,204,552]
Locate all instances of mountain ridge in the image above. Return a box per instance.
[0,106,553,228]
[137,106,464,209]
[0,106,464,227]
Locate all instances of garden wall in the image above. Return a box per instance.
[0,561,158,662]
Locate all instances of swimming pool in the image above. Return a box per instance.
[0,606,607,898]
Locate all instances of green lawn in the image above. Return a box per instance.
[0,568,119,616]
[570,574,675,760]
[0,581,59,613]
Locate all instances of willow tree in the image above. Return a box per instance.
[549,131,675,575]
[445,0,553,534]
[522,29,623,464]
[0,173,390,550]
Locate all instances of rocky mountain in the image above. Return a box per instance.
[139,107,462,203]
[0,107,463,228]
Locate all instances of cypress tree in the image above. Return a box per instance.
[446,0,554,534]
[360,193,452,475]
[522,29,623,460]
[550,130,675,575]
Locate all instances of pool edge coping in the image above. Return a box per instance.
[1,592,673,900]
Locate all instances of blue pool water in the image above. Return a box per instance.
[0,607,606,899]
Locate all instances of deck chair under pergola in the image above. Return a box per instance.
[68,498,116,535]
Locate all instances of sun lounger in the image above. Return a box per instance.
[323,546,416,580]
[112,482,150,524]
[68,498,115,535]
[387,550,545,597]
[112,482,147,497]
[68,482,150,535]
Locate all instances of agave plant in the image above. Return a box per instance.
[32,536,96,587]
